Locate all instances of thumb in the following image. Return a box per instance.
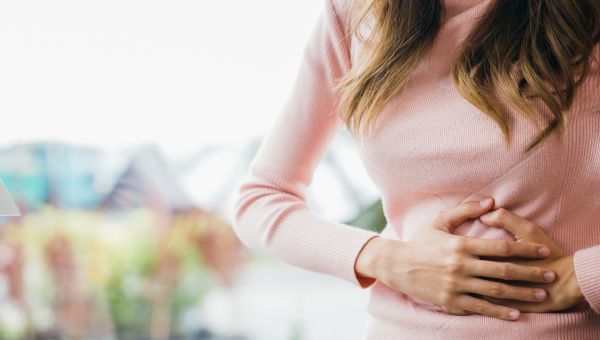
[435,197,495,233]
[479,208,563,256]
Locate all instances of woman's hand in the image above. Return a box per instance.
[477,208,585,312]
[355,198,557,321]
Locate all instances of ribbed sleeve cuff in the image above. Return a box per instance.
[354,235,381,288]
[573,245,600,314]
[266,208,381,288]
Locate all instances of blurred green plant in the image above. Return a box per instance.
[347,199,386,233]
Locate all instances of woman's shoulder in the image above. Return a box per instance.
[328,0,374,64]
[328,0,357,30]
[329,0,372,31]
[330,0,354,15]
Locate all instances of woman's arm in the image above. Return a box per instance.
[231,0,380,287]
[355,199,557,321]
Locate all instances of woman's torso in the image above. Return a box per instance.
[346,0,600,338]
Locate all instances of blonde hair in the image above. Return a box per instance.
[334,0,600,153]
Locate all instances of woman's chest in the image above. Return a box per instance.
[353,83,576,199]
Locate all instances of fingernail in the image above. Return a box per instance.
[544,271,556,282]
[538,247,550,256]
[480,198,493,207]
[535,289,547,300]
[509,310,520,319]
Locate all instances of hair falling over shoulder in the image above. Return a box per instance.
[334,0,600,153]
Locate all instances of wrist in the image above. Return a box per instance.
[354,236,382,279]
[567,255,585,304]
[355,236,387,281]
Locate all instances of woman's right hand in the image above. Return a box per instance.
[355,198,558,321]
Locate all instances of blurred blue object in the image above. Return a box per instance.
[0,142,103,210]
[0,142,195,214]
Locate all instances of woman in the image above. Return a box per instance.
[232,0,600,338]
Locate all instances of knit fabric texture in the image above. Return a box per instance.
[232,0,600,338]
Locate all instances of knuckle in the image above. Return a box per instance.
[495,208,508,220]
[473,301,500,318]
[439,291,454,306]
[527,288,539,300]
[441,275,460,293]
[492,308,508,319]
[497,240,512,256]
[459,200,473,209]
[498,263,513,279]
[446,257,464,274]
[463,201,479,214]
[530,268,544,280]
[487,284,506,297]
[452,238,469,253]
[471,300,489,314]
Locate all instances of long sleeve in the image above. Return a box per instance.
[231,0,379,287]
[573,245,600,314]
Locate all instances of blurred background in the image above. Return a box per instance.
[0,0,386,339]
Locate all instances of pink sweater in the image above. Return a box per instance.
[232,0,600,338]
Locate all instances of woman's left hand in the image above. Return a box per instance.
[476,208,586,312]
